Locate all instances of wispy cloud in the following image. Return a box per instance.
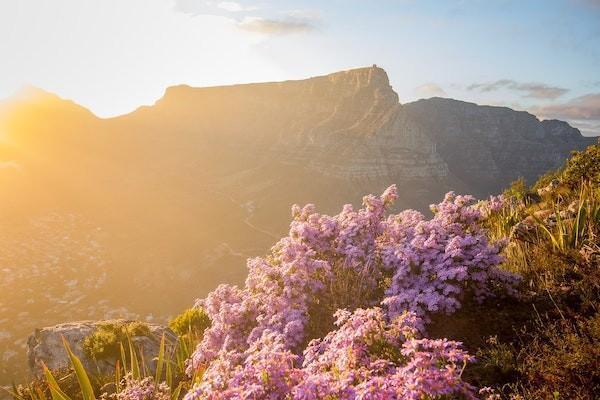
[467,79,568,99]
[532,93,600,120]
[414,83,447,98]
[173,0,319,35]
[217,1,256,12]
[531,93,600,136]
[174,0,257,15]
[238,16,317,35]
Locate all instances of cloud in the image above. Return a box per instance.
[414,83,447,98]
[173,1,318,35]
[174,0,258,16]
[533,93,600,120]
[217,1,255,12]
[531,93,600,136]
[570,120,600,136]
[467,79,568,99]
[237,16,316,35]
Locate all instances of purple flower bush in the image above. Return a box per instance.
[185,308,477,399]
[114,375,170,400]
[185,186,520,399]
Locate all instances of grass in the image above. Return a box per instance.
[466,148,600,399]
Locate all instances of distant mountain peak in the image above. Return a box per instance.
[157,65,398,108]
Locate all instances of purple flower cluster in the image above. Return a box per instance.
[185,186,519,399]
[475,194,507,218]
[381,192,518,320]
[184,309,476,399]
[296,308,477,399]
[114,375,170,400]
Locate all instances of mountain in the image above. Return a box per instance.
[0,66,595,384]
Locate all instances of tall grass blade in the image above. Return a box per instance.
[115,360,121,393]
[171,382,182,400]
[127,335,140,380]
[166,360,173,389]
[42,362,72,400]
[120,343,128,373]
[61,336,96,400]
[155,333,165,383]
[35,385,48,400]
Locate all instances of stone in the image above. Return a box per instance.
[537,179,561,196]
[27,320,177,377]
[510,220,538,243]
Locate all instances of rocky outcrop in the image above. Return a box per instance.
[27,320,176,377]
[398,98,595,196]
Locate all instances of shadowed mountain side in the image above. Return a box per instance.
[0,66,594,384]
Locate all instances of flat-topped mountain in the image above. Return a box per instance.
[0,66,595,384]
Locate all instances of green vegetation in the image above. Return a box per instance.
[562,145,600,187]
[82,322,151,362]
[463,144,600,399]
[5,315,209,400]
[168,308,210,338]
[503,176,529,202]
[6,332,194,400]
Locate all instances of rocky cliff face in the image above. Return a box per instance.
[141,67,447,181]
[0,66,595,385]
[397,98,594,195]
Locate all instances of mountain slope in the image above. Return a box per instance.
[0,66,594,384]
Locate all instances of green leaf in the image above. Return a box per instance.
[171,382,182,400]
[61,336,96,400]
[127,335,140,380]
[115,360,122,393]
[155,333,165,383]
[42,362,72,400]
[120,342,128,373]
[166,360,173,389]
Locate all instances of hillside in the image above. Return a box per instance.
[0,66,595,384]
[12,145,600,400]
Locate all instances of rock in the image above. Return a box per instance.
[567,200,579,214]
[533,209,553,221]
[537,179,561,196]
[580,244,600,265]
[524,192,542,204]
[27,320,177,377]
[510,220,538,243]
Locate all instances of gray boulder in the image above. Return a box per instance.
[27,320,177,377]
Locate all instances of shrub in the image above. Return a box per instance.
[83,322,151,361]
[184,308,478,400]
[504,177,529,202]
[184,186,519,398]
[467,150,600,399]
[533,168,563,193]
[168,308,210,338]
[516,313,600,399]
[562,145,600,187]
[113,374,171,400]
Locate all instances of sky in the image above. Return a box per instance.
[1,0,599,135]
